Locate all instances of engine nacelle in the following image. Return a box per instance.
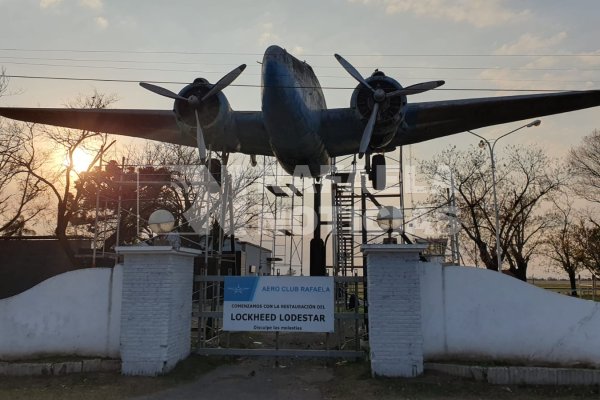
[350,71,406,150]
[173,78,239,151]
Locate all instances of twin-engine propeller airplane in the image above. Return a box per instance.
[1,44,600,189]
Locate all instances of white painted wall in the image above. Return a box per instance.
[420,264,600,367]
[0,266,122,360]
[3,257,599,367]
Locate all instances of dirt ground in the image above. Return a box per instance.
[1,356,599,400]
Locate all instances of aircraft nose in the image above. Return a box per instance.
[264,45,287,57]
[263,45,289,65]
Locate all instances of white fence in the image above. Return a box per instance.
[0,266,122,360]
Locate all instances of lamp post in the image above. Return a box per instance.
[376,205,403,244]
[468,119,541,273]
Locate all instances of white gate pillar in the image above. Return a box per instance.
[362,244,427,377]
[116,246,200,376]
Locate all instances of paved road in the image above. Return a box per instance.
[131,358,334,400]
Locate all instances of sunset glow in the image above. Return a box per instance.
[68,148,94,173]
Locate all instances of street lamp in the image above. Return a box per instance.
[376,205,403,244]
[148,209,175,234]
[148,209,181,249]
[468,119,541,273]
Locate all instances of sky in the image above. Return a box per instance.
[0,0,599,161]
[1,0,600,276]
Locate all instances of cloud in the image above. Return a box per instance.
[292,46,305,56]
[349,0,530,28]
[494,32,568,55]
[79,0,103,10]
[94,16,108,29]
[258,22,279,46]
[39,0,63,8]
[478,32,600,92]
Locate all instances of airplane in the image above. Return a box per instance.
[1,44,600,191]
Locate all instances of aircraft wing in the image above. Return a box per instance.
[395,90,600,145]
[320,90,600,156]
[0,108,273,155]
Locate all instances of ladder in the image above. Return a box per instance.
[331,159,357,277]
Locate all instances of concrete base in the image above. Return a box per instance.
[426,363,600,385]
[0,359,120,376]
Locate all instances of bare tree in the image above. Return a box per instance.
[421,145,565,280]
[9,90,117,266]
[0,71,47,236]
[573,219,600,278]
[545,198,585,295]
[569,129,600,204]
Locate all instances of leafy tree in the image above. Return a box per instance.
[73,160,176,250]
[129,143,265,244]
[421,145,565,280]
[73,142,265,251]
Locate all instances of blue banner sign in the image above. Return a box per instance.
[223,276,334,332]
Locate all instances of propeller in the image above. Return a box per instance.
[195,110,206,162]
[140,64,247,162]
[334,54,444,158]
[139,82,189,102]
[201,65,247,101]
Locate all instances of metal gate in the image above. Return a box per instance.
[193,275,366,358]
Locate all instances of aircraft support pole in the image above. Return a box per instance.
[310,181,326,276]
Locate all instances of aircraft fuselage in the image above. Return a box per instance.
[261,46,330,177]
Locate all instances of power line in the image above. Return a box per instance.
[0,56,600,76]
[2,62,597,85]
[2,48,600,57]
[2,74,585,92]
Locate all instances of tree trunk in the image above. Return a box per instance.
[477,240,496,271]
[568,270,578,296]
[507,248,528,281]
[56,232,77,269]
[55,203,77,269]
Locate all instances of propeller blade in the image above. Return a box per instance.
[139,82,189,102]
[358,102,379,158]
[201,64,247,101]
[195,110,207,162]
[334,54,374,92]
[386,80,445,98]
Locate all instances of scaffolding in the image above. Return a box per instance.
[327,149,406,276]
[258,156,305,276]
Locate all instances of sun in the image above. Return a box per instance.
[69,148,94,173]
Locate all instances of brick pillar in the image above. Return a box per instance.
[362,244,427,377]
[116,246,200,376]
